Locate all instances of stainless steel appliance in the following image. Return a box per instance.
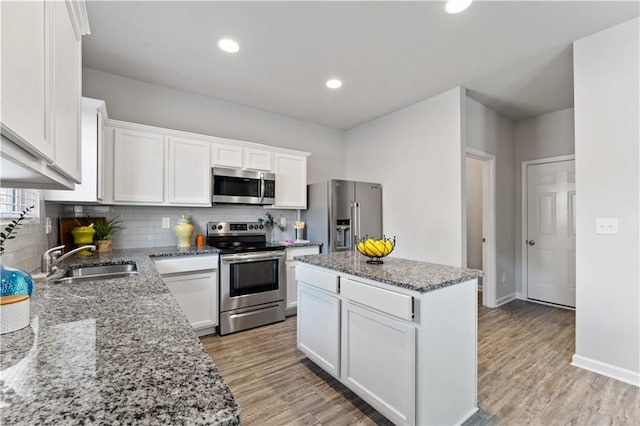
[207,221,286,335]
[302,180,382,253]
[212,167,276,205]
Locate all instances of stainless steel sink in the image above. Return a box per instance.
[55,262,139,283]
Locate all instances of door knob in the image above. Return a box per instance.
[527,240,536,246]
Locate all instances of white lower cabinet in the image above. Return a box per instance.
[285,245,320,314]
[163,272,218,334]
[154,255,218,337]
[341,301,416,426]
[297,281,340,377]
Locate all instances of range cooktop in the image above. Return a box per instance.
[206,221,286,254]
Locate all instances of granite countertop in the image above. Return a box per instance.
[0,246,239,425]
[279,240,323,248]
[295,251,483,293]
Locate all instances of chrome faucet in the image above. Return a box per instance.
[41,244,96,274]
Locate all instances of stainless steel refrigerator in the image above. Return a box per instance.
[302,180,382,253]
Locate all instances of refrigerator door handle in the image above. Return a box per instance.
[356,202,361,238]
[350,202,356,250]
[352,201,360,250]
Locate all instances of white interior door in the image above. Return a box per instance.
[526,160,576,307]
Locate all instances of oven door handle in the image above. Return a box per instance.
[221,251,285,262]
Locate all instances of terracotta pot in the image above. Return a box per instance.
[95,240,112,253]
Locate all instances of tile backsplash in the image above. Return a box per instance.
[58,204,300,250]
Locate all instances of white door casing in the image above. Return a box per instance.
[526,159,576,307]
[465,148,497,308]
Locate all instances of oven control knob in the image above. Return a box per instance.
[249,225,253,230]
[259,225,264,229]
[217,225,223,230]
[211,224,217,231]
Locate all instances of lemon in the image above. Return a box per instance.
[384,240,393,254]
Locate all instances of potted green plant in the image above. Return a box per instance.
[92,216,125,253]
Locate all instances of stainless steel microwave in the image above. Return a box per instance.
[212,167,276,205]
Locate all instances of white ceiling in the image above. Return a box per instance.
[83,1,639,130]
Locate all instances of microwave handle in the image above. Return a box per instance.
[259,173,265,203]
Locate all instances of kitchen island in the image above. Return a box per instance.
[0,247,239,425]
[295,251,482,426]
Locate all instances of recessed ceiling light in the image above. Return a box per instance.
[326,79,343,89]
[445,0,473,14]
[218,38,240,53]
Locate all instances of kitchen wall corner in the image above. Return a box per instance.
[1,196,62,273]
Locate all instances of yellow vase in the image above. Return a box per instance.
[70,226,96,255]
[174,215,194,248]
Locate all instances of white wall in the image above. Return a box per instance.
[465,96,516,299]
[573,18,639,385]
[345,88,464,266]
[465,157,483,271]
[514,108,575,294]
[82,68,345,184]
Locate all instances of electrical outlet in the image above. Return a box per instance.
[45,217,52,234]
[162,217,171,229]
[501,273,506,283]
[280,217,287,228]
[596,218,618,234]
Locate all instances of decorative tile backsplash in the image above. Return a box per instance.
[59,204,300,250]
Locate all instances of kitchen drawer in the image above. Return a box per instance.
[286,245,320,261]
[153,254,218,275]
[296,265,339,294]
[340,278,413,321]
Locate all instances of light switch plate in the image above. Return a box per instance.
[162,217,171,229]
[596,218,618,234]
[44,217,52,234]
[280,217,287,228]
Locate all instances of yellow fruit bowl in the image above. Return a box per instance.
[356,236,396,264]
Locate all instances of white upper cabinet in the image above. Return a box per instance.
[273,153,308,209]
[211,142,243,169]
[211,142,274,172]
[244,148,273,171]
[0,0,90,189]
[1,0,53,162]
[45,98,107,203]
[50,0,82,182]
[113,128,165,204]
[102,123,214,207]
[99,120,308,207]
[168,137,211,205]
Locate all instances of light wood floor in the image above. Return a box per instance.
[201,298,639,425]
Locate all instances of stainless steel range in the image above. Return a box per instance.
[207,221,286,335]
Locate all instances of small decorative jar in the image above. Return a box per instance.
[71,226,96,255]
[174,215,194,248]
[0,265,34,334]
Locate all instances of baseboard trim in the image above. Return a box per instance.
[495,292,516,307]
[515,292,525,300]
[454,407,479,426]
[572,354,640,387]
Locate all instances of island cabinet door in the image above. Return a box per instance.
[341,301,416,426]
[297,282,341,377]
